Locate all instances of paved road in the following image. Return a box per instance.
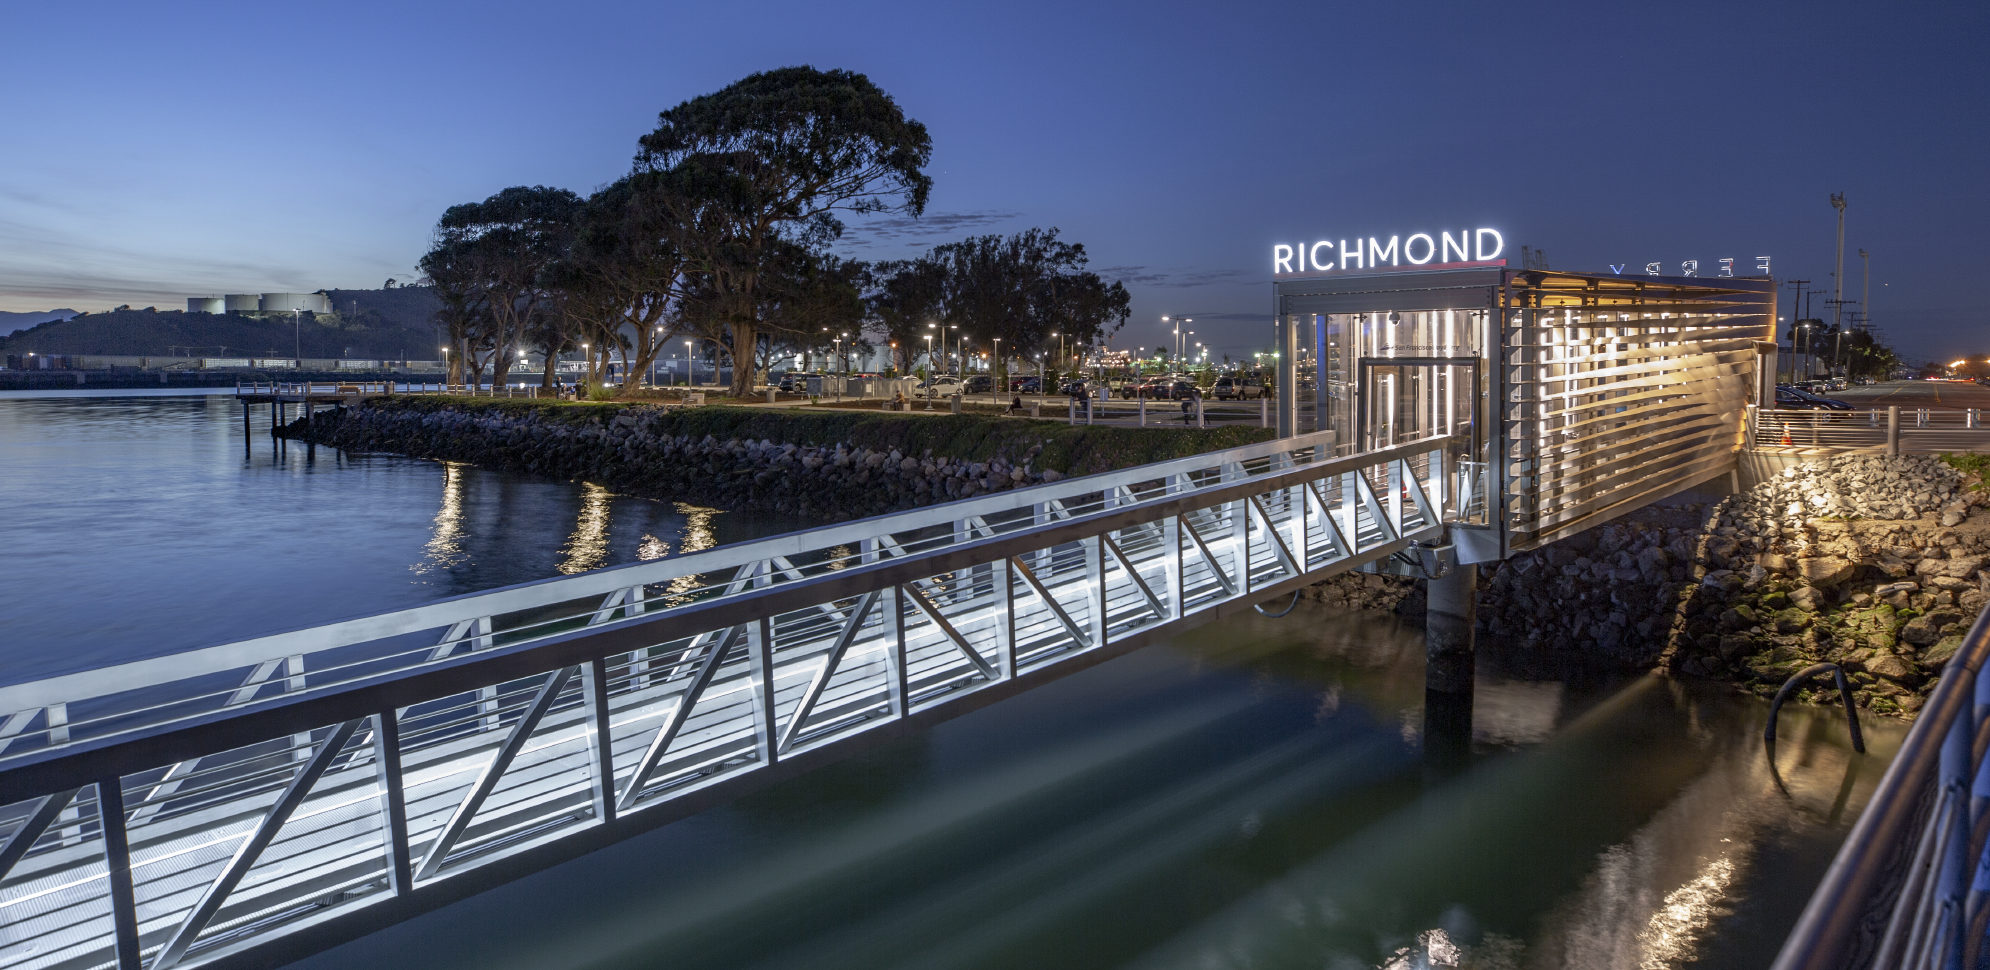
[1832,379,1990,411]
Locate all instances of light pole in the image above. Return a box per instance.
[992,337,1002,404]
[440,345,450,385]
[685,340,694,387]
[292,308,301,365]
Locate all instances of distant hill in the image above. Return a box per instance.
[0,288,442,359]
[0,309,78,336]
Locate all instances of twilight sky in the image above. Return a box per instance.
[1,0,1983,362]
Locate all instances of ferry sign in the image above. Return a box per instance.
[1273,228,1504,276]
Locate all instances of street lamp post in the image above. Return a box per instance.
[685,340,694,387]
[440,345,450,386]
[292,308,301,366]
[991,337,1002,405]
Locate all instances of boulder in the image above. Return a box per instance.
[1799,556,1858,588]
[1866,653,1918,683]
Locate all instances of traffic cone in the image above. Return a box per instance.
[1780,423,1792,446]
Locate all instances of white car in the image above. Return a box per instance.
[922,377,964,396]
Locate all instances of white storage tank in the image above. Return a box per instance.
[260,292,332,314]
[224,294,261,312]
[187,297,225,314]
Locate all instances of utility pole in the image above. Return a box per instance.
[1785,278,1809,382]
[1859,249,1871,332]
[1830,193,1847,333]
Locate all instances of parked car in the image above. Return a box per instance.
[776,373,806,393]
[1132,379,1197,400]
[1060,378,1100,396]
[1211,377,1266,400]
[1775,384,1854,411]
[1007,376,1042,394]
[962,375,994,394]
[920,376,964,397]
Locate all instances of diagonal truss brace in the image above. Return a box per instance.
[617,627,742,812]
[776,590,881,755]
[0,787,80,881]
[1100,534,1167,622]
[1008,556,1094,649]
[151,718,364,970]
[414,667,576,881]
[1178,513,1237,596]
[899,583,997,679]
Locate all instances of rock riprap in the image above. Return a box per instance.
[281,401,1065,520]
[1465,455,1982,715]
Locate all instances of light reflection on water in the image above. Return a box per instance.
[296,611,1898,970]
[0,390,795,683]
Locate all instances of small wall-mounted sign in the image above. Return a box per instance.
[1606,256,1772,278]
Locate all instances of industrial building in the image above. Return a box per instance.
[188,292,333,315]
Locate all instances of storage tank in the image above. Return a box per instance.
[187,297,225,314]
[260,292,332,314]
[224,294,261,313]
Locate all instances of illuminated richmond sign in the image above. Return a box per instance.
[1273,228,1504,275]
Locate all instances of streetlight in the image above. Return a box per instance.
[292,308,301,365]
[992,337,1002,404]
[922,333,936,409]
[440,345,450,385]
[685,339,694,386]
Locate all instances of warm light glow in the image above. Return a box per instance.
[558,482,613,575]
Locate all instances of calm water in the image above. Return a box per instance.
[0,390,1896,969]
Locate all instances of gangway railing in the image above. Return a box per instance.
[1772,609,1990,969]
[0,431,1471,970]
[1748,404,1990,455]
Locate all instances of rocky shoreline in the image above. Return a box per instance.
[1307,454,1989,715]
[278,397,1269,521]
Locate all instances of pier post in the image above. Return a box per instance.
[1425,556,1476,695]
[1423,546,1476,775]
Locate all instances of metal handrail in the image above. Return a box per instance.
[1772,608,1990,969]
[0,431,1461,764]
[1748,404,1990,455]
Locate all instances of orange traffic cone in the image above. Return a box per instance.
[1780,423,1792,446]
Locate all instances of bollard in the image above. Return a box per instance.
[1139,399,1147,427]
[1068,397,1077,425]
[1196,396,1205,428]
[1261,395,1269,428]
[950,393,961,415]
[1886,405,1900,456]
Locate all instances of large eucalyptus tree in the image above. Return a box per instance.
[635,66,931,396]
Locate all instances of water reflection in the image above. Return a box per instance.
[0,389,798,679]
[559,483,614,574]
[293,606,1899,970]
[415,462,469,574]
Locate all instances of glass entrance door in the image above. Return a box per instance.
[1355,357,1479,453]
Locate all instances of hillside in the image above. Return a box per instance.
[0,309,78,336]
[0,288,441,359]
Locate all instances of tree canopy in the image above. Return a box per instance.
[634,66,932,394]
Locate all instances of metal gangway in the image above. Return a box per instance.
[0,430,1477,970]
[1773,609,1990,969]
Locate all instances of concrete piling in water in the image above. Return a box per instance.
[1423,547,1477,775]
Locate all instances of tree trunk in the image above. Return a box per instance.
[729,320,756,396]
[541,354,558,390]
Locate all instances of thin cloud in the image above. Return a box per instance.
[840,209,1021,247]
[1099,266,1250,288]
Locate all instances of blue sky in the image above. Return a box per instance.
[1,0,1983,361]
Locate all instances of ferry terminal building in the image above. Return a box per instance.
[1269,228,1777,565]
